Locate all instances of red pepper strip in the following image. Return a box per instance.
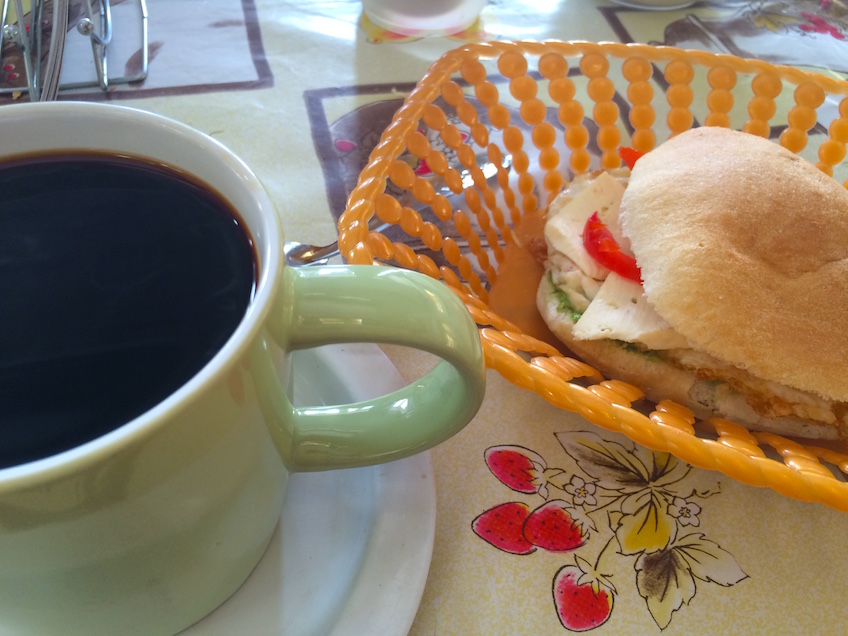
[619,146,645,170]
[582,212,642,283]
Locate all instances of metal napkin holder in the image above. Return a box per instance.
[0,0,148,101]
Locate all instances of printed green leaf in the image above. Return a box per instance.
[616,490,677,555]
[634,532,747,629]
[541,468,571,493]
[555,430,650,492]
[643,452,690,487]
[636,449,724,499]
[673,533,748,586]
[635,547,696,629]
[568,504,598,535]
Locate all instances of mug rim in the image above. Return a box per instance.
[0,101,282,487]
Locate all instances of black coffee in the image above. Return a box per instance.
[0,153,256,468]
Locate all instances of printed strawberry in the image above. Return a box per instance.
[553,563,614,631]
[472,502,536,555]
[484,445,546,494]
[522,500,585,552]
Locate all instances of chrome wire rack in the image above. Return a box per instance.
[0,0,147,101]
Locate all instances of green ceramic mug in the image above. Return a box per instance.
[0,102,486,634]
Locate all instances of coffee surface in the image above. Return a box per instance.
[0,154,256,468]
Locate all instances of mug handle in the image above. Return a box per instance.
[259,265,486,472]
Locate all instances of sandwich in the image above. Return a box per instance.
[536,126,848,440]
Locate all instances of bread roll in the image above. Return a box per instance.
[621,127,848,402]
[537,127,848,439]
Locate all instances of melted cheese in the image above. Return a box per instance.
[544,171,627,280]
[572,272,689,349]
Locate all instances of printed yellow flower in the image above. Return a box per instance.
[668,497,701,527]
[565,475,597,506]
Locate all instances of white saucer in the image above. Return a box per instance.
[183,343,436,635]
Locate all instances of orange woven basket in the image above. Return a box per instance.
[338,40,848,512]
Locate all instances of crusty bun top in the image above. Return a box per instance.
[620,126,848,402]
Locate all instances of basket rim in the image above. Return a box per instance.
[337,39,848,513]
[340,40,848,259]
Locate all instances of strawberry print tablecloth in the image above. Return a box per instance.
[392,359,848,635]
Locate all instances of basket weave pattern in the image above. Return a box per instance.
[339,40,848,512]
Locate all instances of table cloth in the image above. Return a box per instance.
[4,1,848,633]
